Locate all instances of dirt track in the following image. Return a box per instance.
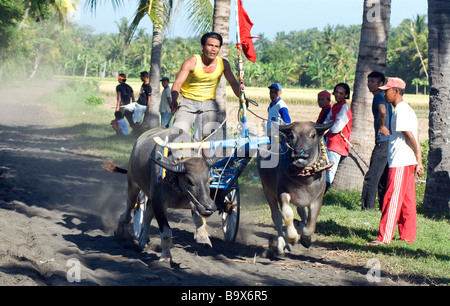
[0,81,410,287]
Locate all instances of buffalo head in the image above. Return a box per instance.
[151,156,218,216]
[279,121,334,169]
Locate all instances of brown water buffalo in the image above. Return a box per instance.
[257,121,334,255]
[116,126,217,261]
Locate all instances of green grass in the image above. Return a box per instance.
[43,78,447,285]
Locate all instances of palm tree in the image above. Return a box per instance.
[115,17,132,68]
[19,0,78,30]
[332,0,391,190]
[85,0,213,128]
[128,0,213,128]
[423,0,450,214]
[212,0,231,134]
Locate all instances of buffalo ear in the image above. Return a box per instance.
[151,156,186,173]
[314,121,334,136]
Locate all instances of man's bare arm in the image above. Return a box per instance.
[378,104,390,136]
[171,56,196,111]
[223,59,240,98]
[404,131,424,177]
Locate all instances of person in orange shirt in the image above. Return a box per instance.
[170,32,241,142]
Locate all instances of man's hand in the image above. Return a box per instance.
[415,163,424,178]
[170,101,179,113]
[378,125,390,136]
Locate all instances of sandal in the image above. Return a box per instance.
[366,240,384,246]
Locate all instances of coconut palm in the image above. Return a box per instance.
[332,0,391,190]
[423,0,450,214]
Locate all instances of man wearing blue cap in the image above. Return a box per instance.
[266,83,291,132]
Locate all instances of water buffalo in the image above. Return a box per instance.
[116,126,217,261]
[257,121,334,255]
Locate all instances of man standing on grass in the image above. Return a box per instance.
[368,77,424,245]
[361,71,392,211]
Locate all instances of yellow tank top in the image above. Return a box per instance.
[180,54,224,101]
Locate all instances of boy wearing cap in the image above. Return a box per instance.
[369,77,424,245]
[361,71,392,211]
[266,83,291,132]
[316,90,332,124]
[159,77,172,127]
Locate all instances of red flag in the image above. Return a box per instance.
[237,0,258,62]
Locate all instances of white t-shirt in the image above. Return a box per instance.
[388,101,418,168]
[266,98,291,132]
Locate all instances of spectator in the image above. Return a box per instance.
[323,83,352,192]
[369,77,423,245]
[159,77,172,128]
[115,73,135,127]
[266,83,291,133]
[111,110,129,136]
[316,90,332,124]
[123,71,151,132]
[361,71,392,211]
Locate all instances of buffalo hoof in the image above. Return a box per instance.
[268,236,290,256]
[195,230,212,248]
[284,225,299,245]
[195,235,212,248]
[138,239,148,252]
[160,249,172,262]
[300,235,312,248]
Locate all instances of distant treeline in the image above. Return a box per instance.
[1,14,428,93]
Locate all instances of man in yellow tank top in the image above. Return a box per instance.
[170,32,240,143]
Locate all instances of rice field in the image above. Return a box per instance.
[96,78,430,140]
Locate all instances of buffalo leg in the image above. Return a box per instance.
[152,198,172,261]
[266,194,288,255]
[119,179,140,225]
[116,180,140,241]
[191,210,212,247]
[280,193,299,245]
[138,203,155,251]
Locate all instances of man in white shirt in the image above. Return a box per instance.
[266,83,291,133]
[369,77,424,245]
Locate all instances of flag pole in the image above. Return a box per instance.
[235,0,249,138]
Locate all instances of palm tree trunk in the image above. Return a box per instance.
[28,55,41,79]
[83,58,88,81]
[142,2,164,129]
[423,0,450,214]
[332,0,391,190]
[212,0,231,139]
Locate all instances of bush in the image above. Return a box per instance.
[83,94,105,106]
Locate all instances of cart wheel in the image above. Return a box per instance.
[132,191,147,240]
[222,187,240,242]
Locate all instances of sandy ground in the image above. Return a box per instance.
[0,80,416,287]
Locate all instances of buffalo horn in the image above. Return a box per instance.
[205,157,219,167]
[151,156,186,173]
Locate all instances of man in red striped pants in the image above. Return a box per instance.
[368,77,424,245]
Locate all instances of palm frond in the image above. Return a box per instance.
[185,0,213,35]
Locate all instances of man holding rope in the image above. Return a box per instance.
[170,32,241,143]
